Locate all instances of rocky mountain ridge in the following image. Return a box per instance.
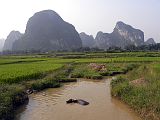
[0,39,5,51]
[145,38,156,45]
[79,32,95,48]
[2,10,157,51]
[95,21,145,49]
[3,31,23,51]
[12,10,82,51]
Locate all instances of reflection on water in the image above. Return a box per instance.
[15,79,141,120]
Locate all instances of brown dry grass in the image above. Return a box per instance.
[129,77,147,87]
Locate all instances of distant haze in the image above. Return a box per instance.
[0,0,160,42]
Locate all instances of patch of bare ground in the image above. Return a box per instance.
[129,78,147,87]
[88,63,106,71]
[140,108,160,120]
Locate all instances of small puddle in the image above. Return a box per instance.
[15,79,141,120]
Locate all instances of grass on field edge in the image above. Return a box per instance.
[111,64,160,120]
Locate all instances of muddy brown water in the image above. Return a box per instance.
[15,79,141,120]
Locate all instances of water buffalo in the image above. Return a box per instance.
[66,99,89,106]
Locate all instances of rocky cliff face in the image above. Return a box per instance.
[95,31,113,49]
[13,10,82,51]
[3,31,22,51]
[95,21,144,49]
[79,32,95,48]
[0,39,5,51]
[145,38,156,45]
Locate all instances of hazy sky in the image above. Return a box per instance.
[0,0,160,42]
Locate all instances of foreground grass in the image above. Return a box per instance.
[111,63,160,120]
